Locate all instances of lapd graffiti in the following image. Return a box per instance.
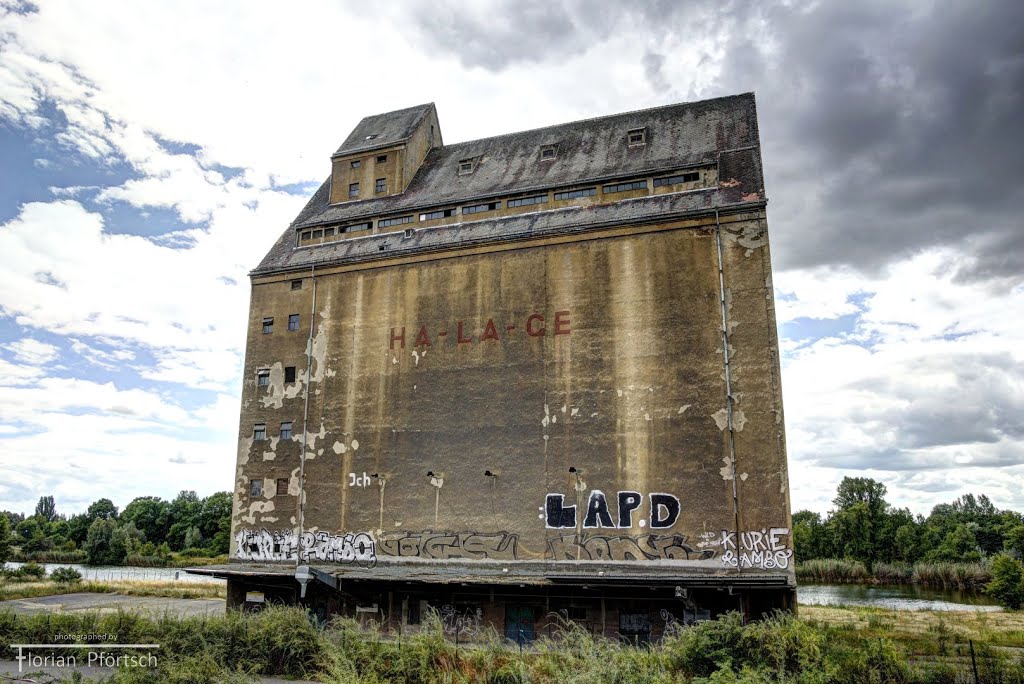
[378,531,519,560]
[545,533,714,562]
[719,527,792,569]
[234,528,377,567]
[545,491,681,529]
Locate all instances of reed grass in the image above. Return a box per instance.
[797,558,992,590]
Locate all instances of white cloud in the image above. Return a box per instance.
[4,338,59,364]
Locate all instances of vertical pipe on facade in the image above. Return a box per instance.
[296,264,316,567]
[714,211,742,574]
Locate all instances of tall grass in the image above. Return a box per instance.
[11,549,87,563]
[0,578,225,601]
[797,559,992,589]
[912,562,991,590]
[796,558,871,583]
[1,605,1021,683]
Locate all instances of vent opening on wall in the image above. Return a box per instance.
[540,145,558,161]
[627,128,647,146]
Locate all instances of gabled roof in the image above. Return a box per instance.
[332,103,435,157]
[253,93,766,276]
[297,93,760,231]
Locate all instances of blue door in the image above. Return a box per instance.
[505,606,535,643]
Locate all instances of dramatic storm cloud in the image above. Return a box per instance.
[0,0,1021,516]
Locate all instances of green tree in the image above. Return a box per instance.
[166,491,201,551]
[198,491,232,553]
[87,498,119,521]
[183,525,203,551]
[34,495,57,522]
[832,477,890,566]
[987,554,1024,609]
[928,523,981,562]
[121,496,170,544]
[15,517,51,554]
[85,518,118,565]
[109,522,143,563]
[792,510,830,560]
[0,514,12,563]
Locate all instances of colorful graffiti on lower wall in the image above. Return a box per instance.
[546,533,714,562]
[377,531,519,560]
[234,528,377,567]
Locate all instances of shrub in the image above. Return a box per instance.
[986,554,1024,609]
[49,566,82,584]
[19,561,45,579]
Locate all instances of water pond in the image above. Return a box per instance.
[798,583,1000,612]
[4,562,225,584]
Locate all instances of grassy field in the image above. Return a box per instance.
[0,602,1021,683]
[0,578,226,601]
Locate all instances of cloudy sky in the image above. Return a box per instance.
[0,0,1021,518]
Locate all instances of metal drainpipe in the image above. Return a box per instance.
[296,264,316,567]
[714,211,742,574]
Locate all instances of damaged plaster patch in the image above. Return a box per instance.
[333,441,346,454]
[260,361,305,409]
[288,468,301,495]
[570,407,579,417]
[541,404,550,428]
[678,404,691,414]
[712,409,729,431]
[723,224,766,253]
[262,450,275,461]
[241,500,276,525]
[740,472,748,481]
[720,455,736,481]
[237,437,253,466]
[732,409,747,432]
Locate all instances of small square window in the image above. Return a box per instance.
[285,366,296,383]
[276,478,289,496]
[458,159,475,175]
[262,317,273,334]
[627,128,647,146]
[249,479,263,497]
[376,155,387,163]
[375,178,387,193]
[291,279,302,290]
[280,421,293,440]
[253,423,266,441]
[540,145,557,160]
[288,314,300,331]
[350,160,361,169]
[311,229,322,239]
[349,182,359,198]
[257,370,270,387]
[324,227,335,237]
[300,231,311,241]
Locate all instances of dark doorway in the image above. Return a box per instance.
[505,605,535,644]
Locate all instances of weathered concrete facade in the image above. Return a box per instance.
[194,95,793,638]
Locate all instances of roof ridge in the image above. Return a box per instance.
[440,93,755,150]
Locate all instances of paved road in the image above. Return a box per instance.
[0,592,225,617]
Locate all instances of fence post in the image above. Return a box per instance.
[969,639,979,684]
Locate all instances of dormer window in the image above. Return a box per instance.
[458,158,476,175]
[364,134,378,141]
[627,128,647,146]
[540,145,557,161]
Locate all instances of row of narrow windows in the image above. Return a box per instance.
[249,477,290,498]
[261,314,301,334]
[252,421,292,441]
[349,178,388,197]
[299,167,709,246]
[256,366,297,385]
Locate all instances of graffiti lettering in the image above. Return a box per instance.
[389,311,571,349]
[234,528,377,567]
[546,491,680,529]
[348,472,372,488]
[440,605,482,636]
[378,531,519,560]
[719,527,792,569]
[545,533,714,562]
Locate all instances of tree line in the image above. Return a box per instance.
[793,477,1024,566]
[0,491,232,566]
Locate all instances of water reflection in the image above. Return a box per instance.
[798,583,1000,612]
[4,562,224,584]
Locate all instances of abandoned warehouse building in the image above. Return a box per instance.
[189,93,794,641]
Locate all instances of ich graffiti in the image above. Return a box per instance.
[235,528,377,567]
[719,528,793,570]
[545,490,681,529]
